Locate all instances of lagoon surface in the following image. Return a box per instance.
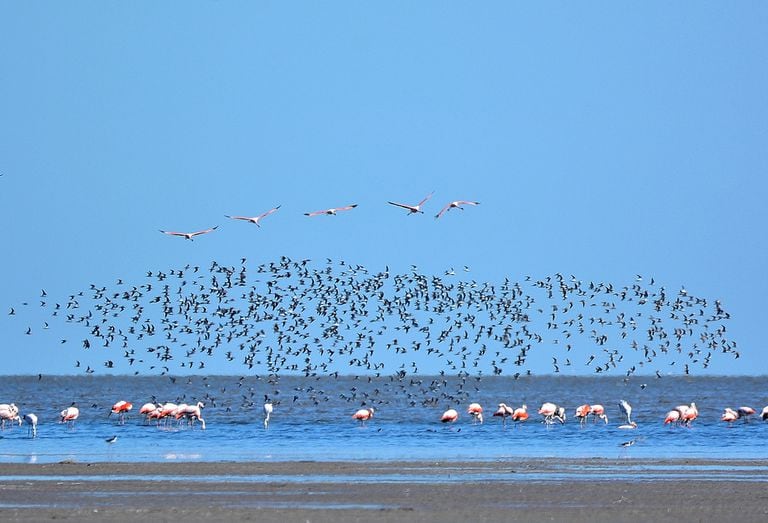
[1,375,766,464]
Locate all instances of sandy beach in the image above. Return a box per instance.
[0,459,766,522]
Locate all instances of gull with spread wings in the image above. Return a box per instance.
[226,205,281,226]
[159,226,218,240]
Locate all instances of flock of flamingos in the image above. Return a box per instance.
[1,399,767,439]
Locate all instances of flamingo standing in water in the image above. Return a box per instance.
[539,403,565,424]
[159,226,218,240]
[441,409,459,423]
[60,404,79,427]
[590,404,609,424]
[110,400,133,425]
[681,402,698,426]
[664,409,681,426]
[139,402,158,423]
[226,205,281,227]
[737,406,756,422]
[263,402,273,429]
[493,403,514,427]
[511,405,529,426]
[434,200,480,219]
[23,413,38,437]
[352,407,374,426]
[304,204,358,217]
[179,402,205,430]
[387,192,434,215]
[467,403,484,424]
[721,408,739,424]
[574,404,591,426]
[0,403,21,429]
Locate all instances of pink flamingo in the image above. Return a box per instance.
[352,407,374,425]
[225,206,281,226]
[434,200,480,219]
[590,404,609,424]
[721,408,739,424]
[304,204,358,217]
[737,406,756,422]
[178,402,205,430]
[682,402,698,426]
[139,402,159,423]
[493,403,514,427]
[110,400,133,425]
[467,403,483,424]
[511,405,529,425]
[60,405,79,426]
[441,409,459,423]
[159,226,218,240]
[539,402,565,424]
[664,409,681,426]
[574,404,591,426]
[0,403,21,429]
[387,192,434,215]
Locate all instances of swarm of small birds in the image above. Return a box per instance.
[7,257,736,403]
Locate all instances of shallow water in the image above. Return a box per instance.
[0,375,766,463]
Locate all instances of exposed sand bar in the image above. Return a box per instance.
[1,459,767,522]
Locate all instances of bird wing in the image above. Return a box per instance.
[454,200,480,206]
[225,215,251,221]
[159,230,187,237]
[304,209,327,217]
[417,191,434,207]
[334,204,358,212]
[189,226,218,236]
[435,203,452,219]
[387,201,416,211]
[258,205,281,219]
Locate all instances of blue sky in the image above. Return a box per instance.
[1,3,766,376]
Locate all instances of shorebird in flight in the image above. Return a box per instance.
[159,226,218,240]
[304,204,358,217]
[226,206,281,227]
[387,192,434,215]
[435,200,480,219]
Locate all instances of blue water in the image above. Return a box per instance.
[0,375,766,464]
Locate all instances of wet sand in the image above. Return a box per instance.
[1,459,766,522]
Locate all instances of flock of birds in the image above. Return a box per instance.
[2,398,767,444]
[3,246,740,419]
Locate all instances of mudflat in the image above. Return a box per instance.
[0,459,766,522]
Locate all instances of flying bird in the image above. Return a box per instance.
[304,204,358,217]
[387,192,434,215]
[435,200,480,219]
[159,226,218,240]
[226,206,281,227]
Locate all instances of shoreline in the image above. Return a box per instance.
[1,459,767,522]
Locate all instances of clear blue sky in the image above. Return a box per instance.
[1,3,766,376]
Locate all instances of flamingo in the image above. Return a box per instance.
[761,406,768,421]
[618,399,632,425]
[441,408,459,423]
[721,408,739,424]
[664,409,681,426]
[159,226,218,240]
[590,404,609,424]
[737,406,756,422]
[352,407,374,425]
[387,192,434,215]
[23,413,38,437]
[226,205,281,227]
[110,400,133,425]
[511,404,529,425]
[180,402,205,429]
[493,403,514,427]
[574,404,591,426]
[264,402,273,429]
[60,405,79,426]
[539,403,565,424]
[0,403,21,429]
[682,402,698,426]
[304,204,358,217]
[139,402,158,420]
[467,403,483,424]
[434,200,480,219]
